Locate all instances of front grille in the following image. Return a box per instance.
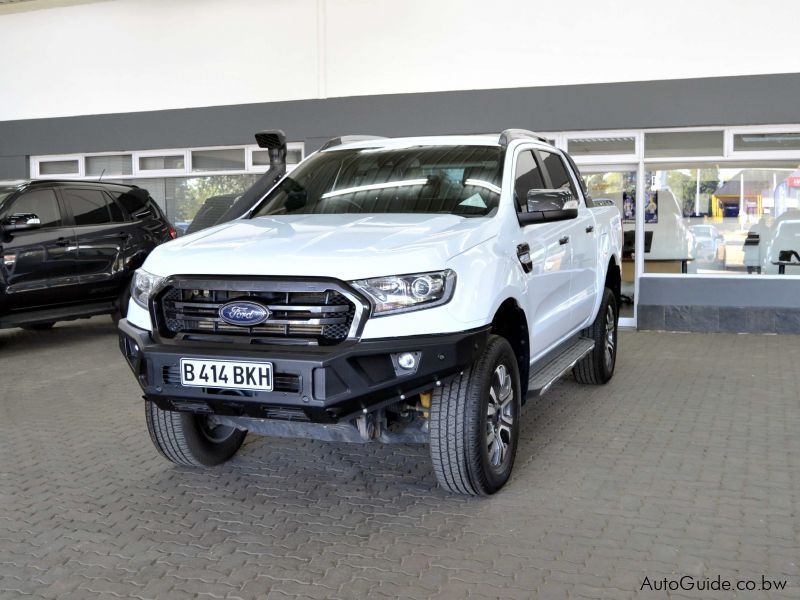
[155,278,361,346]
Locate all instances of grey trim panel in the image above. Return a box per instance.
[638,304,800,334]
[3,72,800,179]
[639,275,800,309]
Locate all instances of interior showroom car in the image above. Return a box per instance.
[1,1,798,598]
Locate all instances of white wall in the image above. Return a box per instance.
[1,0,799,121]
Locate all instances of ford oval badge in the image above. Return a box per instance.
[219,301,269,327]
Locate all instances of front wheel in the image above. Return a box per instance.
[145,401,247,467]
[429,335,521,495]
[573,287,618,385]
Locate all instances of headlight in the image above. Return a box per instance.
[351,269,456,316]
[131,269,164,308]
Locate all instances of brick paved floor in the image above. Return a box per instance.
[1,318,798,599]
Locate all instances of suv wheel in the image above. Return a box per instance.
[145,400,247,467]
[429,335,521,495]
[573,287,618,385]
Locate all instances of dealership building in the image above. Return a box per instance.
[2,0,800,333]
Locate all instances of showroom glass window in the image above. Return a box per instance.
[63,189,124,226]
[5,189,62,228]
[252,145,504,218]
[642,161,800,276]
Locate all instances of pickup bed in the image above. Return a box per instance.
[118,129,622,495]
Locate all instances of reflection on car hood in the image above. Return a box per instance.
[144,213,497,279]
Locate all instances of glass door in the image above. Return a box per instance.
[580,165,639,326]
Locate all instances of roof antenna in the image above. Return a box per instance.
[99,168,106,182]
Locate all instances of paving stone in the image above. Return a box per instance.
[1,319,799,599]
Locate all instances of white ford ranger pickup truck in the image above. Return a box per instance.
[118,129,623,495]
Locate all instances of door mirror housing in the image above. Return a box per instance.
[1,213,42,232]
[518,189,578,226]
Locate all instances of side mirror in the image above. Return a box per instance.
[518,189,578,226]
[1,213,42,232]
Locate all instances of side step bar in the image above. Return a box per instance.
[527,337,595,397]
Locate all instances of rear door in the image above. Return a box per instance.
[514,148,575,356]
[0,187,78,310]
[537,149,599,330]
[60,186,138,301]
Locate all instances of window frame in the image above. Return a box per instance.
[560,130,640,165]
[83,152,135,178]
[726,124,800,160]
[31,155,84,179]
[31,143,306,182]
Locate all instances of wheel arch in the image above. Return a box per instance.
[605,256,621,310]
[490,298,530,396]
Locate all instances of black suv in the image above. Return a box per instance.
[0,180,174,330]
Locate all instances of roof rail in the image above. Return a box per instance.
[498,129,550,146]
[319,135,387,151]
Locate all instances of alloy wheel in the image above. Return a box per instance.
[486,363,515,469]
[604,303,616,371]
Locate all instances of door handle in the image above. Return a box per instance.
[559,236,570,245]
[55,237,70,247]
[585,225,594,233]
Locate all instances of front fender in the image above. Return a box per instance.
[360,237,527,339]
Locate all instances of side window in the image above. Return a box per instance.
[62,188,121,226]
[538,151,579,200]
[8,189,62,228]
[105,193,126,222]
[513,150,546,212]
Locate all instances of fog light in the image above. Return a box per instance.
[397,352,417,370]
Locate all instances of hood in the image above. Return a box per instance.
[144,213,497,280]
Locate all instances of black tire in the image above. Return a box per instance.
[111,282,131,325]
[21,322,56,331]
[429,335,521,495]
[573,287,618,385]
[145,400,247,467]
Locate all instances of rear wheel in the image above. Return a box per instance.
[573,287,618,384]
[145,400,247,467]
[429,335,521,495]
[21,322,55,331]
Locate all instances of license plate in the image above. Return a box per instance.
[179,358,273,391]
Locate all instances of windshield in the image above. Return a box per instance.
[251,145,504,218]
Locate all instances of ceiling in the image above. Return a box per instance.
[0,0,109,13]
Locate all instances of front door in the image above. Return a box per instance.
[536,150,599,330]
[0,187,78,311]
[512,148,575,358]
[60,186,138,301]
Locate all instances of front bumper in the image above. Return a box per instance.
[119,319,489,423]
